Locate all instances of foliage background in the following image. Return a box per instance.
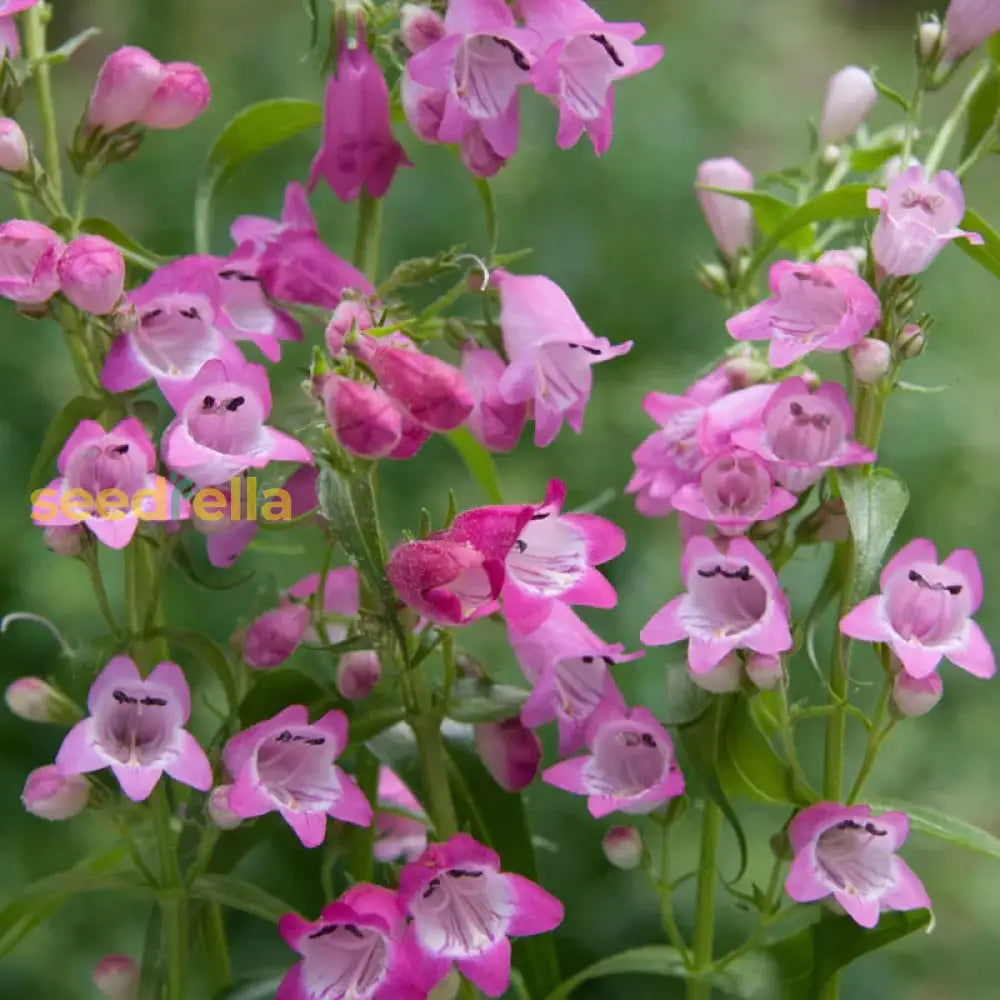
[1,0,998,996]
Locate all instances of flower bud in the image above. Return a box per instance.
[400,4,446,54]
[892,671,943,717]
[57,235,125,315]
[799,367,822,390]
[944,0,1000,60]
[243,603,310,669]
[695,158,753,258]
[474,718,542,792]
[6,676,64,722]
[207,785,243,830]
[881,154,920,186]
[820,143,842,167]
[602,825,644,870]
[0,220,63,304]
[898,323,926,358]
[325,299,374,355]
[336,649,381,700]
[93,954,140,1000]
[746,653,782,690]
[136,62,211,130]
[695,260,729,294]
[817,247,864,273]
[44,524,87,556]
[798,497,850,544]
[87,46,164,131]
[818,66,877,143]
[319,374,404,459]
[0,116,27,172]
[722,352,769,389]
[689,653,743,693]
[849,338,892,384]
[462,345,527,452]
[918,19,944,61]
[21,765,89,820]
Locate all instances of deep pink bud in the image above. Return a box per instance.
[474,717,542,792]
[892,671,943,716]
[401,4,446,54]
[746,653,782,690]
[43,524,87,556]
[461,345,527,452]
[460,126,507,178]
[22,765,89,820]
[602,825,643,869]
[336,649,381,700]
[57,235,125,314]
[0,116,27,172]
[136,61,211,129]
[325,299,374,355]
[207,785,243,829]
[944,0,1000,59]
[320,374,403,459]
[0,220,63,304]
[696,158,754,258]
[87,46,164,131]
[850,338,892,383]
[818,66,877,143]
[93,954,139,1000]
[243,603,311,669]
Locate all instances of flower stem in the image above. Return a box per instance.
[686,801,722,1000]
[346,746,380,882]
[23,3,62,197]
[203,901,232,994]
[354,190,382,283]
[150,784,187,1000]
[925,61,992,175]
[652,814,691,964]
[409,664,459,839]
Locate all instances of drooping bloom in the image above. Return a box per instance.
[695,158,754,259]
[55,656,211,802]
[136,61,211,130]
[641,535,792,673]
[0,15,19,58]
[726,260,880,368]
[461,345,527,452]
[475,718,542,792]
[337,650,381,700]
[86,46,165,131]
[731,377,876,492]
[460,125,508,176]
[224,705,372,848]
[493,270,632,447]
[93,954,140,1000]
[785,803,931,928]
[543,705,684,817]
[161,358,312,487]
[520,0,663,154]
[374,766,428,863]
[22,765,89,820]
[867,166,983,275]
[840,539,995,680]
[319,374,404,459]
[0,220,63,305]
[31,417,189,549]
[0,117,28,173]
[943,0,1000,59]
[57,235,125,315]
[818,66,878,143]
[399,833,564,997]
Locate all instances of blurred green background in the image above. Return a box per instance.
[3,0,999,996]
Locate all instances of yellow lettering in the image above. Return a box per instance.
[133,478,168,521]
[60,488,93,522]
[96,487,129,519]
[30,487,58,522]
[261,488,291,522]
[194,487,227,521]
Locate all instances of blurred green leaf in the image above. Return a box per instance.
[869,72,910,112]
[156,627,238,716]
[868,798,1000,860]
[962,66,1000,161]
[239,669,328,728]
[37,26,101,66]
[28,395,105,492]
[446,677,530,722]
[171,541,256,592]
[957,208,1000,280]
[80,216,173,270]
[849,141,903,173]
[348,703,407,742]
[445,427,503,503]
[191,875,292,924]
[214,971,286,1000]
[698,187,811,255]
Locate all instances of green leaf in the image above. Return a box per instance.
[80,216,173,271]
[869,72,910,112]
[194,99,323,253]
[347,703,407,743]
[957,207,1000,280]
[190,875,293,924]
[214,972,286,1000]
[836,466,909,602]
[156,628,238,716]
[37,26,101,66]
[698,187,811,255]
[849,141,903,173]
[444,427,503,503]
[663,661,711,726]
[868,798,1000,860]
[239,669,328,728]
[446,677,530,723]
[962,66,1000,161]
[28,395,106,492]
[171,540,256,592]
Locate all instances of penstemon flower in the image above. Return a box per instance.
[0,220,63,304]
[373,766,428,863]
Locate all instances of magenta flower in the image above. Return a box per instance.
[867,165,983,276]
[224,706,371,847]
[278,884,426,1000]
[944,0,1000,59]
[319,375,404,459]
[726,260,880,368]
[543,705,684,817]
[0,220,63,305]
[337,650,381,700]
[162,358,312,487]
[374,766,428,863]
[399,833,564,997]
[214,258,302,362]
[461,345,528,452]
[493,269,632,446]
[57,235,125,315]
[786,803,930,928]
[405,0,536,159]
[732,377,875,492]
[31,417,189,549]
[136,61,211,130]
[521,0,663,154]
[840,539,995,680]
[55,656,211,802]
[401,4,446,54]
[309,27,411,201]
[460,124,508,176]
[641,535,792,673]
[86,46,164,131]
[475,718,542,792]
[695,158,754,259]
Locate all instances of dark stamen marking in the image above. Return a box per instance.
[112,444,130,455]
[423,877,441,899]
[447,868,483,878]
[908,569,962,595]
[179,307,200,320]
[581,655,594,664]
[202,395,216,410]
[530,512,550,521]
[590,32,624,67]
[304,737,326,746]
[640,733,657,748]
[112,689,138,705]
[141,308,163,322]
[492,36,529,71]
[308,924,339,939]
[602,655,615,666]
[696,565,752,581]
[344,923,363,938]
[224,396,246,412]
[140,696,168,707]
[513,539,527,553]
[275,730,293,743]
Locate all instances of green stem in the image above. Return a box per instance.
[847,674,896,803]
[687,802,722,1000]
[409,665,459,838]
[346,747,380,882]
[354,191,382,282]
[83,549,121,635]
[654,815,692,964]
[925,61,991,174]
[203,902,232,994]
[23,3,62,197]
[150,785,186,1000]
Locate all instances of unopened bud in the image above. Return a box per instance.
[722,353,769,388]
[746,653,782,690]
[0,116,27,172]
[917,19,944,61]
[336,649,381,700]
[58,235,126,315]
[325,299,373,355]
[401,4,446,54]
[689,653,743,693]
[695,157,754,259]
[817,247,865,273]
[695,260,729,294]
[136,62,211,130]
[818,66,877,143]
[93,954,140,1000]
[87,46,164,131]
[207,785,243,830]
[602,826,644,870]
[850,338,892,383]
[892,671,943,717]
[799,367,822,390]
[820,143,842,167]
[5,676,72,723]
[320,374,404,459]
[44,524,87,556]
[474,718,542,792]
[944,0,1000,60]
[21,765,89,820]
[898,323,926,358]
[798,497,850,544]
[881,154,921,186]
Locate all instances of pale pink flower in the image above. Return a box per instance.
[22,765,89,820]
[461,345,527,452]
[374,766,428,863]
[0,117,27,172]
[58,235,125,315]
[944,0,1000,58]
[0,220,63,304]
[336,650,381,700]
[695,158,754,258]
[818,66,877,143]
[93,954,139,1000]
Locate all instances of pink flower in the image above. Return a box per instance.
[0,220,63,304]
[475,718,542,792]
[161,358,312,487]
[86,46,164,131]
[401,4,447,54]
[726,260,880,368]
[325,299,375,355]
[400,67,446,143]
[277,884,426,1000]
[55,656,211,802]
[695,158,754,259]
[818,66,877,143]
[337,650,381,700]
[0,16,19,58]
[671,448,797,535]
[374,765,428,863]
[840,538,995,680]
[867,165,983,276]
[461,345,527,451]
[223,706,372,847]
[892,670,943,716]
[57,235,125,315]
[460,124,507,176]
[136,61,211,130]
[22,765,89,820]
[214,258,302,362]
[320,375,404,459]
[405,0,536,160]
[944,0,1000,59]
[0,117,28,172]
[731,377,876,492]
[308,27,411,201]
[93,954,140,1000]
[641,535,792,673]
[493,270,632,446]
[785,803,930,928]
[31,417,189,549]
[399,833,564,997]
[522,0,663,154]
[0,0,39,13]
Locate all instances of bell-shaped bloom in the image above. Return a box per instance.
[727,260,880,368]
[86,46,164,131]
[93,954,140,1000]
[55,656,211,802]
[309,28,411,201]
[543,705,684,817]
[22,765,89,820]
[374,766,428,863]
[31,417,189,549]
[136,61,211,130]
[509,603,641,754]
[214,258,302,362]
[818,66,877,143]
[223,705,372,848]
[319,375,403,459]
[161,358,312,487]
[399,833,564,997]
[944,0,1000,59]
[695,158,754,259]
[405,0,536,159]
[671,449,797,535]
[461,345,527,452]
[337,650,381,700]
[460,124,507,176]
[867,166,983,276]
[57,235,125,315]
[0,220,63,305]
[785,803,930,928]
[475,718,542,792]
[277,884,426,1000]
[840,539,995,680]
[522,0,663,154]
[641,535,792,673]
[402,4,447,54]
[493,270,632,447]
[732,377,875,492]
[0,117,28,173]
